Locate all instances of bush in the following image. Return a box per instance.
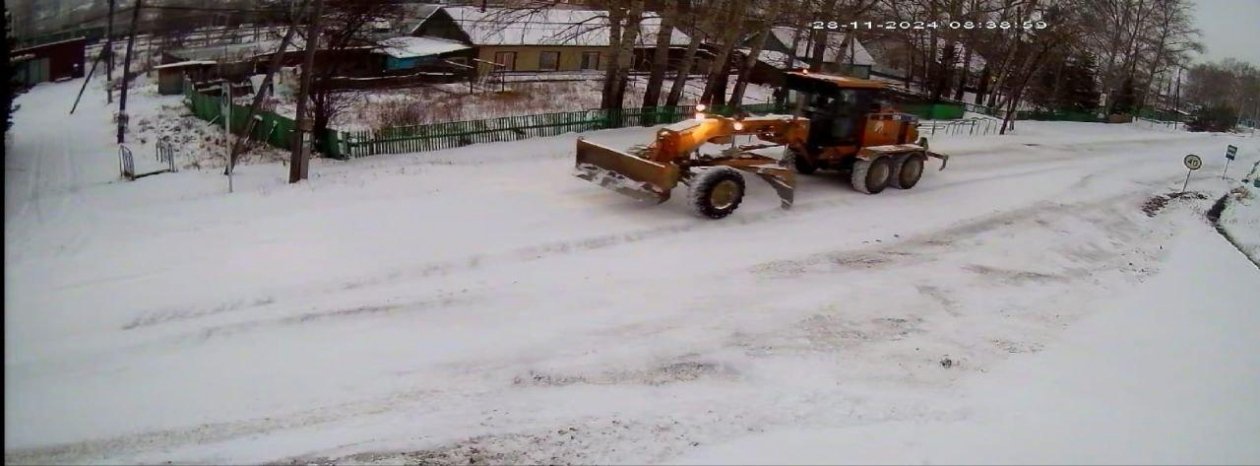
[1186,104,1238,132]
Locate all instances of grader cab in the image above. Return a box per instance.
[574,71,949,219]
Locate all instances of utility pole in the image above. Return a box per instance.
[228,20,300,175]
[225,77,233,192]
[290,0,323,184]
[222,18,233,194]
[117,0,143,144]
[106,0,116,104]
[70,47,107,114]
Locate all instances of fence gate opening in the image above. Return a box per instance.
[118,145,135,179]
[118,142,178,181]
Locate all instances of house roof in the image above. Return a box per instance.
[738,47,807,69]
[769,26,875,66]
[379,36,470,58]
[403,4,444,35]
[787,71,888,89]
[441,7,691,47]
[166,33,313,62]
[12,36,87,54]
[153,60,217,70]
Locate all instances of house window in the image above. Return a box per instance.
[539,51,560,71]
[580,51,600,70]
[493,51,516,71]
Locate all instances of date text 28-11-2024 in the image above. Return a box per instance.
[810,20,1049,30]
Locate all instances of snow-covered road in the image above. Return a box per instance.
[5,79,1259,464]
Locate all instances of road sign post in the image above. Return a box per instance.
[1223,145,1237,179]
[1182,153,1202,193]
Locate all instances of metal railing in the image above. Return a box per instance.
[119,145,135,179]
[1132,117,1182,132]
[156,140,178,173]
[918,117,1002,137]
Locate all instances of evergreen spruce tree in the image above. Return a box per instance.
[1111,76,1137,115]
[1058,52,1100,113]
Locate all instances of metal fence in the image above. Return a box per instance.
[919,117,1002,136]
[156,140,178,173]
[117,142,178,180]
[1132,117,1183,131]
[118,145,135,179]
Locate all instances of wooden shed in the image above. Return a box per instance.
[153,60,217,95]
[11,37,87,86]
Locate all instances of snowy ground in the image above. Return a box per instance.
[5,78,1260,465]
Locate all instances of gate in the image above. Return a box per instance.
[118,145,135,179]
[118,142,177,181]
[156,140,177,173]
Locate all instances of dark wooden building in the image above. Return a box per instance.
[11,37,87,86]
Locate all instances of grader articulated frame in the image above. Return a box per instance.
[575,112,808,218]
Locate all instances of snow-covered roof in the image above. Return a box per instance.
[167,35,311,62]
[929,39,986,72]
[443,7,691,47]
[379,36,470,58]
[404,4,445,35]
[768,26,875,66]
[740,48,807,69]
[153,60,217,69]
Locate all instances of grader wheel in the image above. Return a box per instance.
[851,156,893,194]
[890,152,926,189]
[788,148,818,175]
[689,167,746,219]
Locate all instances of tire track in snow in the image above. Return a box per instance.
[749,187,1166,279]
[2,386,459,466]
[5,157,1205,466]
[299,185,1191,466]
[116,136,1202,337]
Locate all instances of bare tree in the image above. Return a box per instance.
[640,0,676,112]
[699,0,748,106]
[295,0,404,154]
[665,0,710,108]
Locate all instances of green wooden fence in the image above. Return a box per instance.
[337,102,787,158]
[899,103,967,120]
[183,85,789,160]
[183,86,344,158]
[1015,109,1103,122]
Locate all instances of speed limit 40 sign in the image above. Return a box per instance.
[1181,154,1202,193]
[1184,154,1203,170]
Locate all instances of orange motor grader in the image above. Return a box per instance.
[574,71,949,219]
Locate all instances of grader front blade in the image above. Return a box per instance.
[574,137,681,204]
[749,164,796,209]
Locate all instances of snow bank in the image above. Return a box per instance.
[673,218,1260,465]
[1219,158,1260,261]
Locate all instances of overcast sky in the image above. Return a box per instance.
[1190,0,1260,66]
